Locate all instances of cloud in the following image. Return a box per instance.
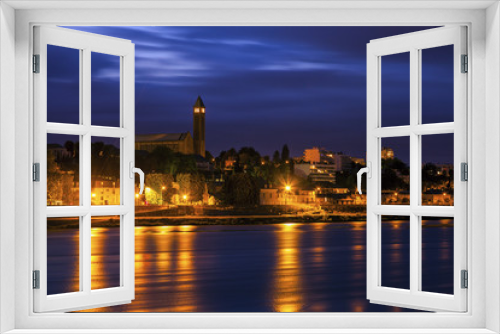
[55,26,448,161]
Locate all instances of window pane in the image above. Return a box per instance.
[381,137,410,205]
[422,134,454,206]
[91,52,120,127]
[47,134,79,206]
[47,45,80,124]
[421,45,454,124]
[47,217,80,295]
[381,52,410,127]
[91,137,120,205]
[91,216,121,290]
[421,217,454,294]
[381,216,410,290]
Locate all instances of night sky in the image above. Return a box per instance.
[48,26,455,163]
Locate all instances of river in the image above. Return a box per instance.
[46,219,454,312]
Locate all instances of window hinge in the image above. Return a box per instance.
[461,54,468,73]
[33,163,40,182]
[461,162,468,181]
[461,270,468,289]
[33,270,40,289]
[33,54,40,73]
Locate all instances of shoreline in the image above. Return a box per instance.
[46,214,450,230]
[47,214,368,229]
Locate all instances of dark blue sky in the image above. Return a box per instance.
[49,26,454,163]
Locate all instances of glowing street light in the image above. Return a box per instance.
[160,185,166,206]
[284,185,292,213]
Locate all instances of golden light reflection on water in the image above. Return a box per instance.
[350,300,366,312]
[272,223,303,312]
[168,226,197,312]
[72,230,80,293]
[90,222,120,290]
[63,219,451,313]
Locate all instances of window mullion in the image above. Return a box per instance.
[81,47,92,294]
[409,48,420,294]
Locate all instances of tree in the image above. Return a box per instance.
[205,150,214,162]
[145,173,174,204]
[238,146,261,168]
[381,168,407,191]
[281,144,290,162]
[223,173,259,206]
[47,150,62,205]
[177,173,205,202]
[273,150,281,163]
[91,141,120,181]
[64,140,75,157]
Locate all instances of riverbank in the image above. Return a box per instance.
[47,213,368,229]
[46,214,447,230]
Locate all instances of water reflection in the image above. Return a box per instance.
[421,218,454,294]
[47,220,452,312]
[91,217,120,290]
[47,218,80,295]
[171,226,197,312]
[381,219,410,290]
[272,223,303,312]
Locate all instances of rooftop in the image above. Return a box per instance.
[136,133,190,142]
[193,96,205,108]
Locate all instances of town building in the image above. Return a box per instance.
[302,147,362,173]
[381,147,395,159]
[135,96,206,157]
[135,132,194,155]
[260,188,316,206]
[91,180,120,205]
[351,157,366,165]
[192,96,206,157]
[47,143,73,160]
[304,147,321,163]
[329,152,354,172]
[294,163,336,184]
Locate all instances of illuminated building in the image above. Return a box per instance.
[294,163,336,184]
[260,188,316,206]
[135,96,206,157]
[91,180,120,205]
[192,96,206,157]
[135,133,194,155]
[304,147,320,163]
[381,147,395,159]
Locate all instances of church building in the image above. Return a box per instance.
[135,96,206,157]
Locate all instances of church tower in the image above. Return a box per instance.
[193,96,206,157]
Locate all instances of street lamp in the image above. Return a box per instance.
[161,185,166,206]
[284,185,292,213]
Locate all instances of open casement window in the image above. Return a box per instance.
[365,26,467,312]
[33,26,136,312]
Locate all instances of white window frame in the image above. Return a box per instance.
[366,26,468,312]
[33,25,136,313]
[0,1,499,333]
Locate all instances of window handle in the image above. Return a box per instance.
[357,162,371,195]
[130,162,145,194]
